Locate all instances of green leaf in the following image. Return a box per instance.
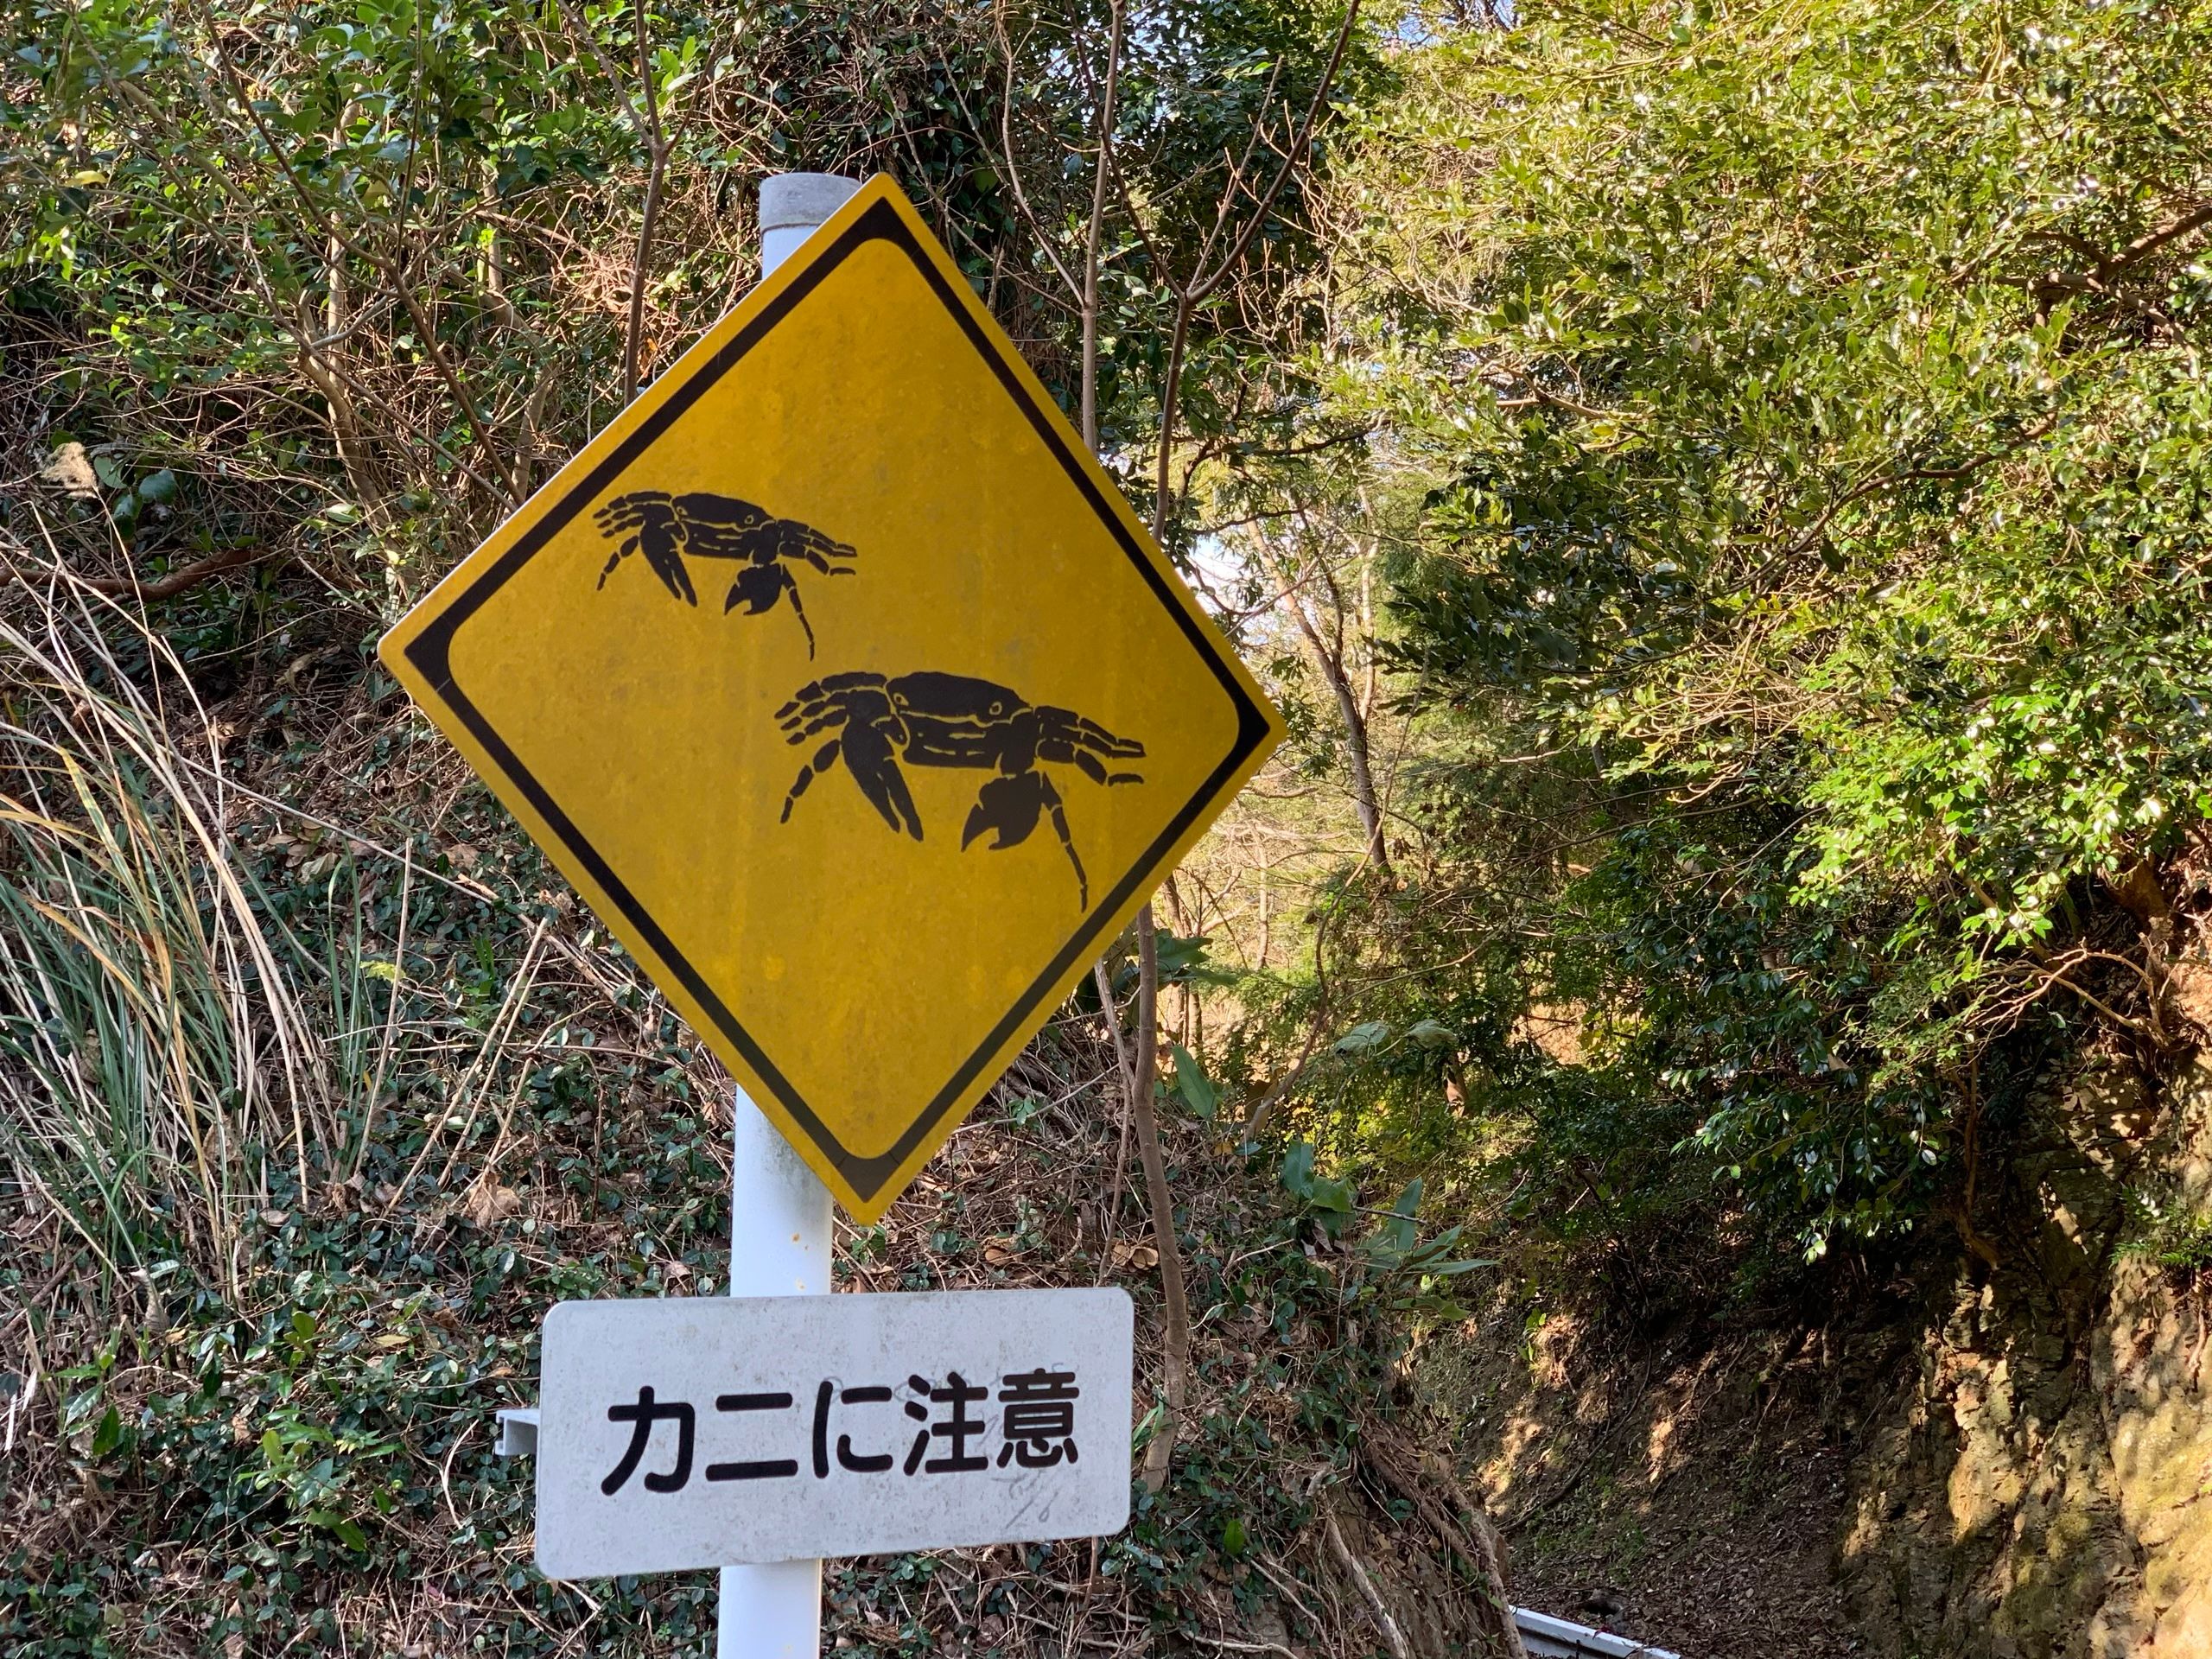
[303,1510,369,1550]
[91,1406,122,1458]
[1403,1019,1458,1050]
[1376,1179,1421,1253]
[1332,1020,1392,1054]
[1420,1258,1495,1278]
[1153,932,1211,982]
[1307,1174,1355,1218]
[1281,1142,1357,1231]
[1169,1044,1217,1120]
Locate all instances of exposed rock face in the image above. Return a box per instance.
[1842,1058,2212,1656]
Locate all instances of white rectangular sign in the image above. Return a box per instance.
[536,1288,1134,1578]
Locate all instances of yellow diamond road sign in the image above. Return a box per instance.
[379,175,1285,1220]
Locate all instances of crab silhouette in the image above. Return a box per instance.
[593,489,855,657]
[775,671,1145,908]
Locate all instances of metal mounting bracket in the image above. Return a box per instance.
[495,1406,539,1458]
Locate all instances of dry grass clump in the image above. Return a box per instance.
[0,562,345,1300]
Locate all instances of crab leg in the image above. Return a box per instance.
[776,671,889,723]
[645,534,698,604]
[780,740,842,823]
[1036,774,1089,909]
[596,539,637,589]
[1071,750,1143,787]
[782,579,818,659]
[786,524,859,576]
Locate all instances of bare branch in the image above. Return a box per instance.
[624,0,673,405]
[1081,0,1127,451]
[1190,1,1363,304]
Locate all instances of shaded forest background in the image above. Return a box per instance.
[9,1,2212,1654]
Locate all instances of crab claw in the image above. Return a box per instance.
[965,772,1090,907]
[963,774,1044,851]
[725,563,786,616]
[844,718,922,840]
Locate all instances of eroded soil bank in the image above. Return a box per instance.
[1417,1056,2212,1659]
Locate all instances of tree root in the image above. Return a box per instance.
[5,543,275,603]
[1325,1510,1413,1659]
[85,544,274,601]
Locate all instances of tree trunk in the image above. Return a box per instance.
[1130,906,1191,1491]
[1291,601,1389,876]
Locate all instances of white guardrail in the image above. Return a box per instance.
[1513,1606,1682,1658]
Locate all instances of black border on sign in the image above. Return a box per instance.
[405,196,1273,1205]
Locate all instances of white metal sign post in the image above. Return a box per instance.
[537,1290,1135,1578]
[720,1090,836,1656]
[719,171,861,1659]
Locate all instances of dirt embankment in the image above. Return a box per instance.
[1415,1054,2212,1659]
[1415,1286,1881,1657]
